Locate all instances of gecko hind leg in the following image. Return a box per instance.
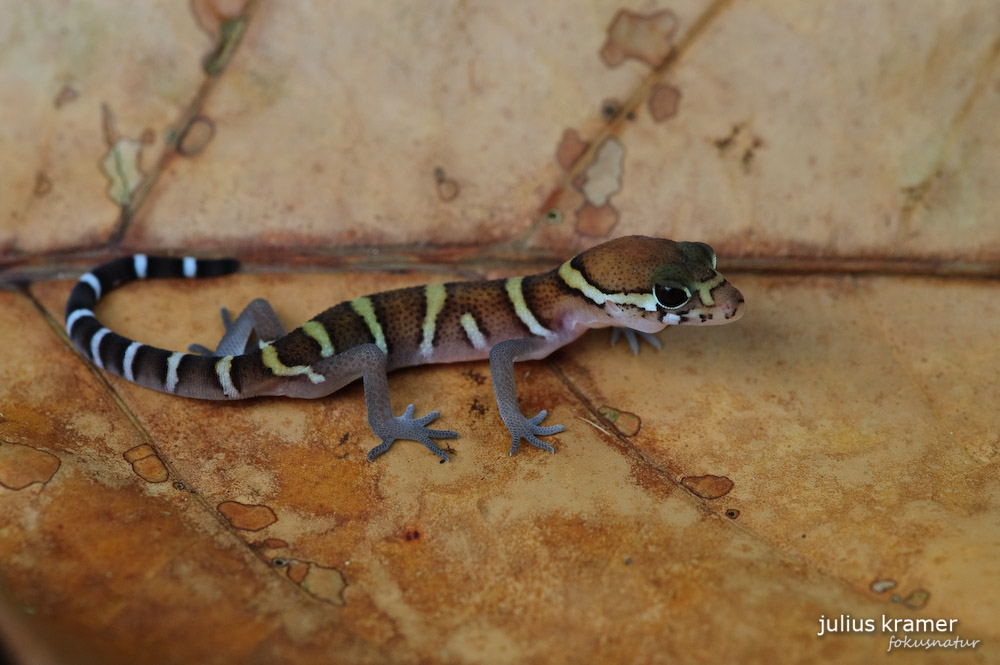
[489,338,565,456]
[188,298,287,357]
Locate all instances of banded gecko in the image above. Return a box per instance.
[65,236,744,462]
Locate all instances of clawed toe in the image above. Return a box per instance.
[366,440,392,462]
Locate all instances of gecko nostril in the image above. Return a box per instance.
[719,297,744,320]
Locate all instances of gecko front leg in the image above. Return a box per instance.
[489,338,565,456]
[313,343,458,462]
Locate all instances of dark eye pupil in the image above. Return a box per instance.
[655,284,688,308]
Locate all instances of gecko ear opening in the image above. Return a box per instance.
[604,301,623,315]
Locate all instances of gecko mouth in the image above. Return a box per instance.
[662,296,744,325]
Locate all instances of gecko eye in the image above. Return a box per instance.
[654,282,691,310]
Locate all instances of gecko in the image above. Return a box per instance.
[65,236,745,462]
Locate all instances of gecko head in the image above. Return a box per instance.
[562,236,745,332]
[649,240,745,327]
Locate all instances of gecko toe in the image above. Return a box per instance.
[366,440,393,462]
[609,328,661,354]
[426,428,459,439]
[419,439,450,462]
[525,435,555,453]
[414,410,443,426]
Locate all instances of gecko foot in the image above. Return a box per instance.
[367,404,459,463]
[506,409,564,456]
[610,327,662,355]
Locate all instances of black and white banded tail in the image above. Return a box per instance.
[65,255,241,399]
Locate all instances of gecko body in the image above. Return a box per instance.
[65,236,744,461]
